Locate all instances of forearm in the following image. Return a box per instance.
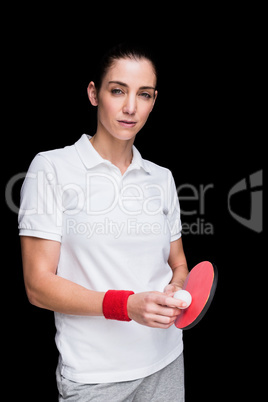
[21,237,105,316]
[26,272,105,316]
[167,238,189,292]
[169,263,189,289]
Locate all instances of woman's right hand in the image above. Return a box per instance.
[127,291,185,329]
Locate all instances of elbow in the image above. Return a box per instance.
[24,283,42,308]
[25,288,37,307]
[23,270,55,310]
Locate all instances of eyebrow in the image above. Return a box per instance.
[108,81,156,91]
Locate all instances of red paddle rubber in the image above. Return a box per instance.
[175,261,218,330]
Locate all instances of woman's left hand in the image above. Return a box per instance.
[163,283,183,297]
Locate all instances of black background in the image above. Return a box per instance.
[4,10,264,401]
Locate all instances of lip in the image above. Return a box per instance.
[117,120,137,128]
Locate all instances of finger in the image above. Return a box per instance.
[150,322,174,329]
[163,296,188,309]
[150,317,175,329]
[163,289,174,296]
[156,305,181,318]
[147,293,186,313]
[153,310,180,325]
[163,285,175,296]
[153,314,179,327]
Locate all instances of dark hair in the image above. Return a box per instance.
[93,41,158,91]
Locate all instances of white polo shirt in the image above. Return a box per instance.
[19,134,183,383]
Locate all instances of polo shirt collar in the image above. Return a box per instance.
[75,134,151,174]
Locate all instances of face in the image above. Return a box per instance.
[87,57,157,141]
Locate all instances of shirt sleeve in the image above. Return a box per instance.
[18,154,63,242]
[166,171,182,242]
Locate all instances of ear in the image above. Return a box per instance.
[150,90,158,112]
[87,81,98,106]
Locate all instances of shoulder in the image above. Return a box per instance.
[39,143,76,165]
[142,158,174,181]
[27,140,79,174]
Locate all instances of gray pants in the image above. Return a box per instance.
[56,354,185,401]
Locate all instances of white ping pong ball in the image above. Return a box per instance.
[173,290,192,309]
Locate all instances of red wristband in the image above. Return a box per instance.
[102,290,134,321]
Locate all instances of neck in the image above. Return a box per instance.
[90,129,135,175]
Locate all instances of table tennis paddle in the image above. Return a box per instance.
[175,261,218,330]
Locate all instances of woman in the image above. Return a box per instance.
[19,43,188,401]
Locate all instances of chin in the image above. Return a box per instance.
[110,129,139,142]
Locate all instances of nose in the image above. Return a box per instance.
[122,94,136,115]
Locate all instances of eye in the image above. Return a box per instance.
[111,88,124,95]
[140,92,152,99]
